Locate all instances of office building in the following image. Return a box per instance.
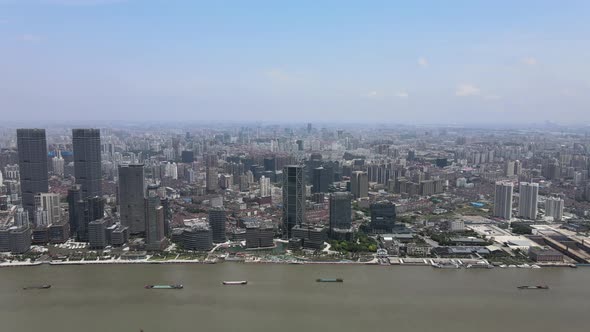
[282,165,305,239]
[208,207,226,243]
[110,224,130,246]
[494,181,514,220]
[545,196,564,221]
[244,219,274,248]
[34,193,61,226]
[88,217,110,249]
[206,167,218,193]
[181,150,194,163]
[17,129,48,218]
[181,223,213,251]
[370,201,396,233]
[291,225,326,249]
[67,185,82,237]
[118,164,145,234]
[311,167,330,194]
[9,226,32,254]
[329,192,352,234]
[48,222,70,244]
[518,182,539,220]
[145,188,165,251]
[76,196,105,242]
[350,171,368,199]
[73,129,102,199]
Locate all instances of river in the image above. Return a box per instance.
[0,264,587,332]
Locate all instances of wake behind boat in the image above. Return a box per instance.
[222,280,248,285]
[518,285,549,290]
[23,284,51,290]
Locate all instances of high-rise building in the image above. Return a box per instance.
[282,165,305,239]
[350,171,368,199]
[208,207,226,243]
[329,192,352,233]
[518,182,539,220]
[206,167,218,193]
[545,196,564,221]
[370,201,396,233]
[34,193,61,226]
[67,185,82,237]
[17,129,48,218]
[118,164,145,234]
[73,129,102,199]
[259,175,271,197]
[514,160,522,176]
[52,150,65,176]
[505,160,515,177]
[493,181,513,220]
[312,167,330,194]
[77,196,105,242]
[145,188,165,251]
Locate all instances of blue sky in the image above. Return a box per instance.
[1,0,589,124]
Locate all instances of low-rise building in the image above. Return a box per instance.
[528,247,563,262]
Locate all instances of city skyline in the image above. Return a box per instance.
[1,1,590,123]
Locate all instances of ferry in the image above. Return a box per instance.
[222,281,248,285]
[517,285,549,290]
[144,284,183,289]
[23,284,51,290]
[316,278,343,283]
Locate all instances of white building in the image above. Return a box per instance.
[545,196,564,221]
[493,181,513,220]
[52,150,65,176]
[34,193,61,226]
[260,176,271,197]
[518,182,539,220]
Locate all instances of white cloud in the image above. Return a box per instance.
[18,34,41,42]
[394,91,409,98]
[363,91,378,98]
[522,57,538,65]
[417,57,429,67]
[455,84,480,97]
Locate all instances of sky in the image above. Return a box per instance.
[1,0,589,125]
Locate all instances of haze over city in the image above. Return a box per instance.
[1,0,589,124]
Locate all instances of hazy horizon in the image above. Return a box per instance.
[1,0,589,123]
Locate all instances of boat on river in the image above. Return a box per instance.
[23,284,51,290]
[144,284,183,289]
[517,285,549,290]
[316,278,343,282]
[222,281,248,285]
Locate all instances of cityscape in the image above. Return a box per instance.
[1,123,589,268]
[2,1,590,331]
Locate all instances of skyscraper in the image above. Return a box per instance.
[145,187,165,251]
[350,171,368,199]
[505,160,515,177]
[206,167,218,193]
[329,192,352,231]
[370,201,396,233]
[67,185,82,237]
[545,196,564,221]
[17,129,48,218]
[282,165,305,239]
[518,182,539,220]
[118,164,145,235]
[312,167,330,194]
[259,175,271,198]
[493,181,514,220]
[208,207,226,243]
[34,193,61,226]
[73,129,102,199]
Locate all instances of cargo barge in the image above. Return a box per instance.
[144,284,183,289]
[222,281,248,285]
[23,284,51,290]
[316,278,343,283]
